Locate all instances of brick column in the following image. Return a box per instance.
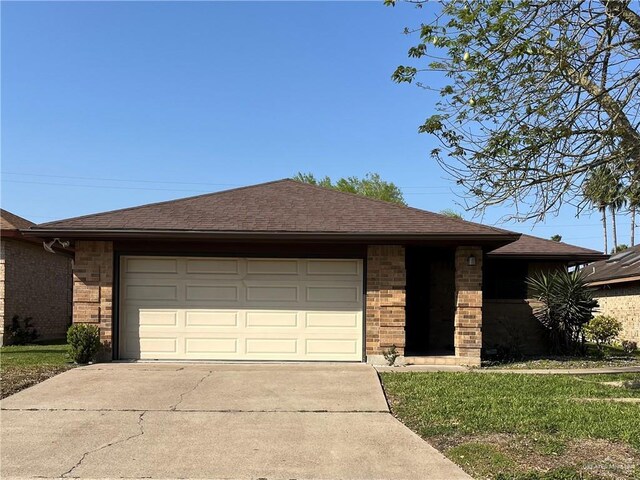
[0,241,6,345]
[366,245,406,359]
[73,241,114,348]
[454,246,483,366]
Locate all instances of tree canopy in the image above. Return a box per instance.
[388,0,640,221]
[293,172,406,205]
[440,208,464,219]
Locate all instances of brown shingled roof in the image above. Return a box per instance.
[584,245,640,285]
[28,179,518,241]
[1,209,35,231]
[488,234,605,263]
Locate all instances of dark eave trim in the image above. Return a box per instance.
[587,275,640,287]
[487,252,607,262]
[23,228,520,244]
[1,229,75,257]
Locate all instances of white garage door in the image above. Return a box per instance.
[119,256,364,361]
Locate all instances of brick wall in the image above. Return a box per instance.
[592,282,640,343]
[366,245,406,356]
[454,246,483,365]
[0,241,5,343]
[483,299,548,355]
[1,239,72,345]
[73,241,114,347]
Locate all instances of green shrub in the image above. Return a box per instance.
[526,270,598,355]
[584,315,622,352]
[67,324,101,364]
[383,345,400,366]
[8,315,39,345]
[621,340,637,354]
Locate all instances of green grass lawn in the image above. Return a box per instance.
[381,372,640,480]
[0,341,74,398]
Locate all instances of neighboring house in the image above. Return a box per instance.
[25,180,604,365]
[585,245,640,343]
[0,209,73,345]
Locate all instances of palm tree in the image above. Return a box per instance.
[584,167,613,254]
[625,175,640,247]
[605,169,627,250]
[609,187,626,252]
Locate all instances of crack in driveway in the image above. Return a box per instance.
[60,411,147,478]
[169,370,213,411]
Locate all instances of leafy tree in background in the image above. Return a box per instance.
[387,0,640,222]
[293,172,407,205]
[550,234,562,242]
[439,208,464,219]
[612,243,629,253]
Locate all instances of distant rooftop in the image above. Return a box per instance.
[1,209,35,231]
[585,245,640,286]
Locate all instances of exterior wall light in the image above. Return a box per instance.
[467,254,477,266]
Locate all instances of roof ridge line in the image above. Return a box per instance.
[34,179,292,228]
[1,208,35,229]
[291,180,516,235]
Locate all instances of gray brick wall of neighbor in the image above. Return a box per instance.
[592,282,640,343]
[0,239,72,345]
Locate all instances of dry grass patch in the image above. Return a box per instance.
[0,342,74,398]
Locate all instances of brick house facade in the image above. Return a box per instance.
[72,240,486,365]
[592,282,640,344]
[585,246,640,345]
[1,210,73,345]
[27,180,604,364]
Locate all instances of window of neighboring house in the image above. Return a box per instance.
[483,259,528,299]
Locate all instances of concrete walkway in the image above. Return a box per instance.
[0,363,470,480]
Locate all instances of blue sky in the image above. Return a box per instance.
[1,1,626,251]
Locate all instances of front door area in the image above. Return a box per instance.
[404,247,456,356]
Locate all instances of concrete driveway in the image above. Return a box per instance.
[1,363,470,480]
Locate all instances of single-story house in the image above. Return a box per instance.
[24,179,605,365]
[585,245,640,343]
[1,209,73,345]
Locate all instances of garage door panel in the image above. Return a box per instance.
[245,311,299,327]
[120,256,363,361]
[137,310,179,327]
[186,258,239,275]
[306,259,360,276]
[138,337,178,354]
[125,257,179,274]
[126,284,178,301]
[306,285,359,303]
[185,311,239,327]
[305,312,359,328]
[246,285,299,302]
[185,337,238,354]
[245,338,298,354]
[186,284,239,302]
[305,338,358,355]
[246,259,299,275]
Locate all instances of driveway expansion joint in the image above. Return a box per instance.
[59,411,147,478]
[1,407,390,414]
